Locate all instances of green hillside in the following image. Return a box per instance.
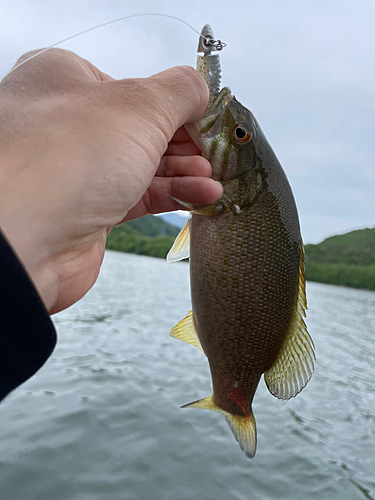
[106,215,179,259]
[106,215,375,291]
[305,227,375,290]
[125,215,179,238]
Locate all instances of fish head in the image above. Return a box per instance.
[186,87,261,182]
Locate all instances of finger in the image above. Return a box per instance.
[128,66,209,139]
[156,155,211,178]
[150,66,209,122]
[167,176,223,206]
[122,176,223,222]
[164,140,202,157]
[170,126,196,143]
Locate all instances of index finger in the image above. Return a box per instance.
[170,126,196,143]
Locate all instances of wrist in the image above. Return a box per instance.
[0,169,56,312]
[0,221,58,313]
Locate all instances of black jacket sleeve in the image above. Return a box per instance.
[0,229,57,401]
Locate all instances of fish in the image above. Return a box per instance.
[167,24,315,459]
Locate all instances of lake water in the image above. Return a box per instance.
[0,251,374,500]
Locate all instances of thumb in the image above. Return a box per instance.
[143,66,209,138]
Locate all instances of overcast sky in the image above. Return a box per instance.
[0,0,374,244]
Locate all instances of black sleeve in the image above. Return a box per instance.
[0,229,57,401]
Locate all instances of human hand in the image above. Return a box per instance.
[0,49,222,314]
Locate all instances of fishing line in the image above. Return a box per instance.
[0,13,225,83]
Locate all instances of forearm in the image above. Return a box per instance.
[0,229,56,401]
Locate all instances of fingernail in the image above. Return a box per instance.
[214,180,224,197]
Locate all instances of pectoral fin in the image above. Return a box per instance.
[168,195,224,216]
[182,395,257,459]
[264,242,315,400]
[167,219,190,263]
[170,310,203,352]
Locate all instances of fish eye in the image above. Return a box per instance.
[233,125,252,144]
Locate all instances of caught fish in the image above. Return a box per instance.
[167,24,315,459]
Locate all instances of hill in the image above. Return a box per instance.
[158,212,188,229]
[106,214,179,259]
[126,214,180,238]
[106,215,375,291]
[305,227,375,290]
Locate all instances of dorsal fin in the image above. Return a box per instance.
[264,241,315,400]
[170,310,203,352]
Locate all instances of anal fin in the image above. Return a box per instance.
[170,310,203,352]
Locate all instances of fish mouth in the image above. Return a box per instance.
[194,86,233,137]
[185,87,233,149]
[205,86,233,116]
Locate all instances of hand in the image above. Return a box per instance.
[0,49,223,314]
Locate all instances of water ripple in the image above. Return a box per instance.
[0,253,373,499]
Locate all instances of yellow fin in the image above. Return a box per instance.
[170,310,203,352]
[225,411,257,459]
[181,394,216,410]
[182,395,257,459]
[264,241,315,400]
[166,219,190,263]
[168,195,223,217]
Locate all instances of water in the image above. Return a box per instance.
[0,251,374,500]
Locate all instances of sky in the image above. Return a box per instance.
[0,0,374,244]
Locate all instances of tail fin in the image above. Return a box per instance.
[225,411,257,459]
[183,395,257,459]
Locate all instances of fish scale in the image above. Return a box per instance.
[167,24,315,459]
